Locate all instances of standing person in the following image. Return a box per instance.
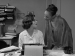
[19,12,44,50]
[44,4,73,54]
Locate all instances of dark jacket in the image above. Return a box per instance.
[44,15,73,54]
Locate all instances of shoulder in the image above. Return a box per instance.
[56,15,71,29]
[19,30,27,36]
[56,15,66,25]
[37,30,43,35]
[57,15,64,22]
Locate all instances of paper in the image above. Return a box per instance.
[45,50,65,56]
[0,46,20,53]
[0,53,4,56]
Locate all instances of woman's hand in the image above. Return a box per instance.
[52,46,63,50]
[57,47,63,50]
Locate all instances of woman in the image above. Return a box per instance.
[19,12,44,50]
[44,4,73,54]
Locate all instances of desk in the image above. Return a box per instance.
[0,47,75,56]
[43,50,75,56]
[0,36,16,46]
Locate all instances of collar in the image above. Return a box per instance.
[51,14,57,22]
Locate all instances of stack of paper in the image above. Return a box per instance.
[45,50,65,56]
[0,46,20,53]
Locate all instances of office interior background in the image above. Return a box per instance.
[0,0,75,53]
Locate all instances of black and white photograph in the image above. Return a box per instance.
[0,0,75,56]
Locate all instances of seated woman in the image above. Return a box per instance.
[18,12,44,50]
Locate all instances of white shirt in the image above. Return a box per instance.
[19,29,44,49]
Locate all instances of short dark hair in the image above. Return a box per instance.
[22,12,35,29]
[46,4,58,16]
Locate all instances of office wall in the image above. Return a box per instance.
[0,0,52,34]
[46,0,52,8]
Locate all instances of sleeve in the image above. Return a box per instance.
[55,18,66,48]
[62,24,73,54]
[18,33,23,50]
[57,18,73,50]
[60,20,72,48]
[59,19,66,47]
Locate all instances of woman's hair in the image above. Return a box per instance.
[46,4,58,16]
[22,12,35,29]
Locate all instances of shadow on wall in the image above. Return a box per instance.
[3,7,24,34]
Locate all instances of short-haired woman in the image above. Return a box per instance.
[19,12,44,50]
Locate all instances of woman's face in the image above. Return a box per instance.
[44,11,52,21]
[32,20,37,29]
